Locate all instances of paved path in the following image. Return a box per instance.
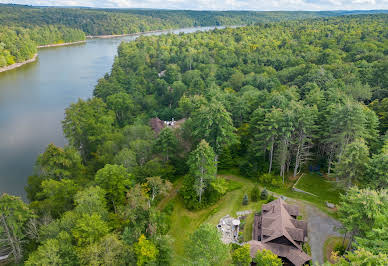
[305,204,342,264]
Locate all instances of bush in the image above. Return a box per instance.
[251,185,261,202]
[162,202,174,215]
[261,189,268,200]
[242,194,249,205]
[302,242,311,256]
[334,243,346,256]
[266,194,276,203]
[259,173,283,188]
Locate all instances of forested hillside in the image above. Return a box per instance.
[0,4,359,36]
[1,4,386,68]
[0,14,387,265]
[0,25,85,67]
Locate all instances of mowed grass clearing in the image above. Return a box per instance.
[295,173,343,204]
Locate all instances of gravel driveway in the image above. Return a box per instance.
[305,204,343,264]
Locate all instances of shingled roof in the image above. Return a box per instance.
[250,198,311,266]
[247,240,311,266]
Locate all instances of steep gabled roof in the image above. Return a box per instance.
[247,240,311,266]
[261,198,307,251]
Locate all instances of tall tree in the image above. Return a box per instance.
[154,127,177,162]
[191,99,237,158]
[187,140,217,203]
[338,187,387,250]
[95,164,133,212]
[332,138,369,187]
[62,98,115,161]
[26,144,83,201]
[184,223,230,266]
[146,176,172,205]
[0,194,33,263]
[290,101,317,177]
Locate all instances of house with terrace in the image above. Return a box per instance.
[247,198,311,266]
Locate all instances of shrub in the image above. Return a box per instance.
[259,173,283,188]
[266,194,276,203]
[303,242,312,256]
[334,243,346,256]
[232,244,252,266]
[162,202,174,215]
[242,194,249,205]
[261,189,268,200]
[251,185,260,202]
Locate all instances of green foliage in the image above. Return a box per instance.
[32,179,78,218]
[338,187,387,250]
[134,234,158,266]
[191,100,238,155]
[242,194,249,205]
[232,244,252,266]
[79,234,129,266]
[26,232,78,266]
[73,186,108,218]
[62,98,115,161]
[155,127,178,162]
[254,249,282,266]
[218,146,235,170]
[332,138,370,187]
[251,185,261,202]
[183,140,217,208]
[72,213,110,246]
[334,242,346,256]
[26,144,84,201]
[259,173,283,188]
[184,223,230,266]
[302,242,312,256]
[95,164,133,210]
[0,194,34,263]
[261,188,268,200]
[332,248,388,266]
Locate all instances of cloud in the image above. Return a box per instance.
[1,0,387,10]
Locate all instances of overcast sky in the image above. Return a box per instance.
[1,0,388,11]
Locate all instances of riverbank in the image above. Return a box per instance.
[0,54,38,73]
[86,29,168,39]
[37,40,86,48]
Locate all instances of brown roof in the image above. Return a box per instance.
[247,240,311,266]
[149,117,164,134]
[261,198,307,250]
[249,198,311,266]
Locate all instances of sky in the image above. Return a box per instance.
[1,0,388,11]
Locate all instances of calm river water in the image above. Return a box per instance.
[0,26,220,198]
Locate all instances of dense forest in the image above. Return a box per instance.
[0,4,376,36]
[0,25,85,67]
[1,4,387,68]
[1,12,388,265]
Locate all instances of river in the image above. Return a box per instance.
[0,26,221,199]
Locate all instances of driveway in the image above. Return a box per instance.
[305,204,342,264]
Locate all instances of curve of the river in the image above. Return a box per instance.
[0,26,222,198]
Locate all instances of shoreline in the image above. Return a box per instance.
[37,40,86,48]
[0,54,38,73]
[86,29,168,39]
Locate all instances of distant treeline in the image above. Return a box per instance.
[0,5,339,36]
[0,25,85,67]
[1,4,387,68]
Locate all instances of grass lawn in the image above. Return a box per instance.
[323,236,348,263]
[163,170,341,264]
[166,173,264,264]
[295,173,343,204]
